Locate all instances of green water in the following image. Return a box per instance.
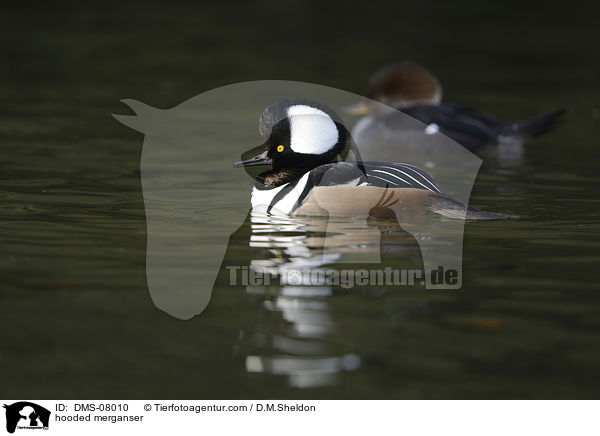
[2,2,600,398]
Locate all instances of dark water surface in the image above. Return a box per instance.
[2,2,600,398]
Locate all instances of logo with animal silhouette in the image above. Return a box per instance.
[3,402,50,433]
[114,80,504,320]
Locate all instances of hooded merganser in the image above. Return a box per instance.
[346,61,566,152]
[234,99,506,219]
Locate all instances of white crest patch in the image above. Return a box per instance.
[287,105,339,155]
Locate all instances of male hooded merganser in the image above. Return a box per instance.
[234,99,506,219]
[346,61,566,152]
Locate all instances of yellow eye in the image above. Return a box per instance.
[277,145,285,152]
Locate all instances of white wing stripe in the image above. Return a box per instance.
[369,170,412,186]
[396,163,440,185]
[378,165,441,192]
[393,164,440,190]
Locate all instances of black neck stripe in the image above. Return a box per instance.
[291,173,316,214]
[266,178,302,214]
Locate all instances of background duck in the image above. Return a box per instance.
[346,61,566,160]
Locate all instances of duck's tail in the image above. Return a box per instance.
[464,205,513,220]
[500,107,566,140]
[429,195,514,220]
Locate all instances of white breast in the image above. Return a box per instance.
[251,172,311,215]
